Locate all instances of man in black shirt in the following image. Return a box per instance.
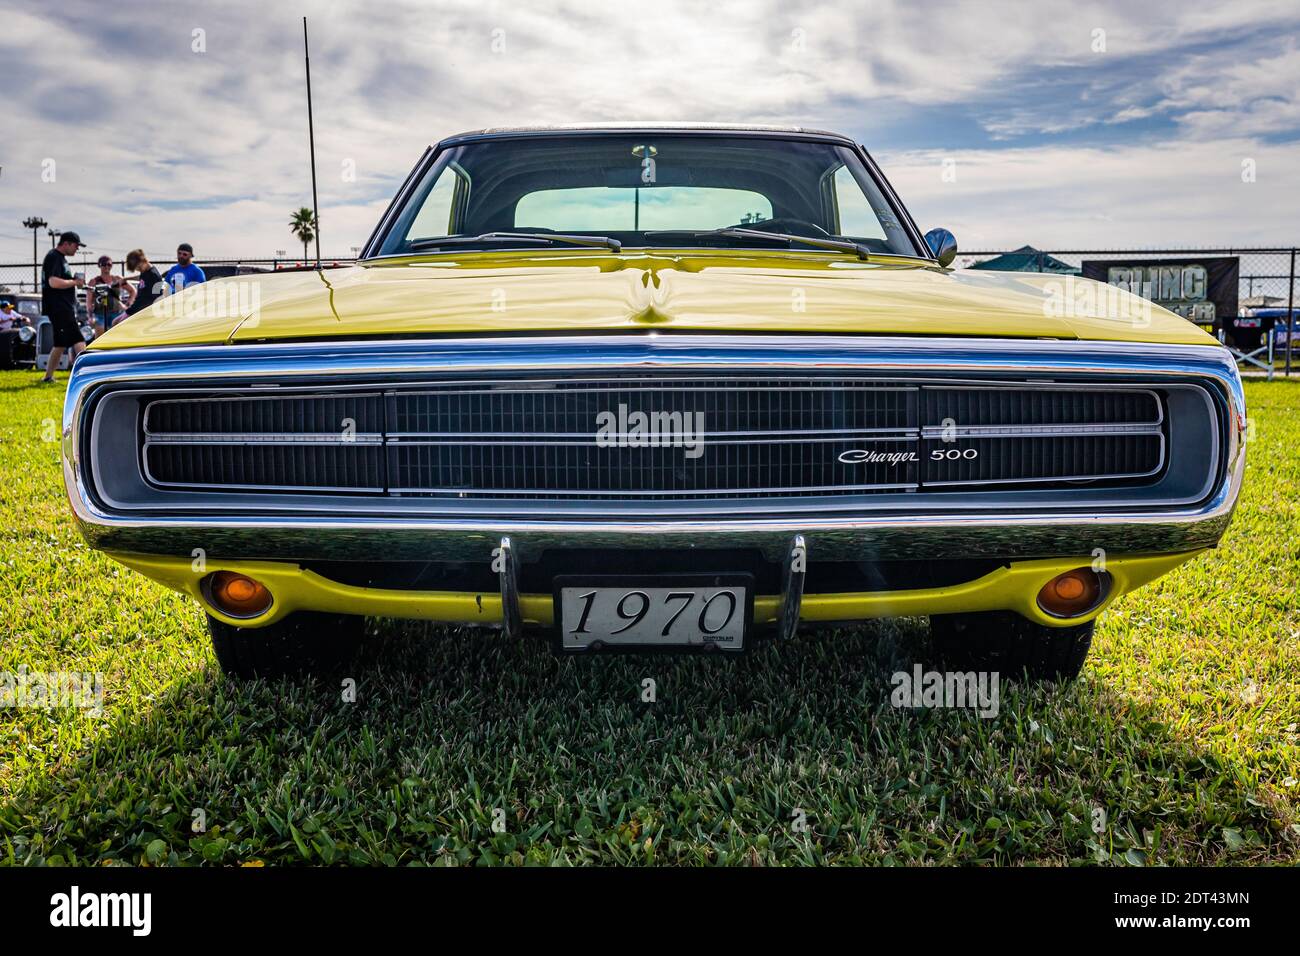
[41,231,88,383]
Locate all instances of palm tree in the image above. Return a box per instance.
[288,207,317,260]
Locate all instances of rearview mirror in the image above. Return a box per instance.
[924,228,958,268]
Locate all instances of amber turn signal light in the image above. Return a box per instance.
[205,571,273,618]
[1037,568,1105,618]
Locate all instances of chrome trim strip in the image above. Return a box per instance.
[387,428,915,438]
[398,382,917,393]
[918,424,1161,437]
[391,436,914,447]
[498,536,522,639]
[388,483,920,497]
[63,335,1246,563]
[921,382,1161,393]
[69,333,1240,375]
[778,535,806,640]
[144,435,385,444]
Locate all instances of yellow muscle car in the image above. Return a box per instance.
[63,125,1246,680]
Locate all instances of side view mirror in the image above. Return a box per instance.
[924,228,958,268]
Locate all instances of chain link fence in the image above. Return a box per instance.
[958,247,1298,374]
[0,255,358,295]
[2,247,1296,373]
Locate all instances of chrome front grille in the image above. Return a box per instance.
[920,387,1161,427]
[388,381,918,437]
[386,436,922,497]
[145,441,387,493]
[138,378,1166,499]
[144,393,385,436]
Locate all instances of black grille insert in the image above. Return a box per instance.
[139,379,1165,499]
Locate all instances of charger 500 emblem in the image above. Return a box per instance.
[838,448,980,464]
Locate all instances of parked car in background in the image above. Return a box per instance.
[0,291,96,370]
[37,314,96,371]
[1255,308,1300,352]
[63,124,1246,682]
[0,295,38,368]
[9,292,44,326]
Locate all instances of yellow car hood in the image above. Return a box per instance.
[94,249,1216,349]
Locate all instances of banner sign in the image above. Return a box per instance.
[1080,257,1239,335]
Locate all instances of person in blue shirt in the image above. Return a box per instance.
[163,243,206,293]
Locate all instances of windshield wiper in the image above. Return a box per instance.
[408,231,622,252]
[647,228,874,261]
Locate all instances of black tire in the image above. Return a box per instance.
[207,611,365,679]
[928,611,1093,682]
[0,332,16,370]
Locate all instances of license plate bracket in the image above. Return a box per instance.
[553,574,754,653]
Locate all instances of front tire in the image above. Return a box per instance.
[207,611,365,679]
[928,611,1094,682]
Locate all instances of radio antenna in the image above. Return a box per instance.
[303,17,321,269]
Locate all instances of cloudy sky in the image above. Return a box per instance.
[1,0,1298,263]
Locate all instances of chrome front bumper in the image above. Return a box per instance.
[62,334,1247,564]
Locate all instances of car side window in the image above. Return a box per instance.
[832,165,887,241]
[404,167,462,241]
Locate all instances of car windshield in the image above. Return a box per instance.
[375,134,921,258]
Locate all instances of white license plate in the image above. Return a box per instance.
[558,579,749,651]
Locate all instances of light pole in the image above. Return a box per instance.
[21,216,47,292]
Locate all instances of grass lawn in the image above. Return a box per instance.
[0,367,1297,866]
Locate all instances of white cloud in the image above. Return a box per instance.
[885,137,1298,248]
[0,0,1296,266]
[1156,43,1300,139]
